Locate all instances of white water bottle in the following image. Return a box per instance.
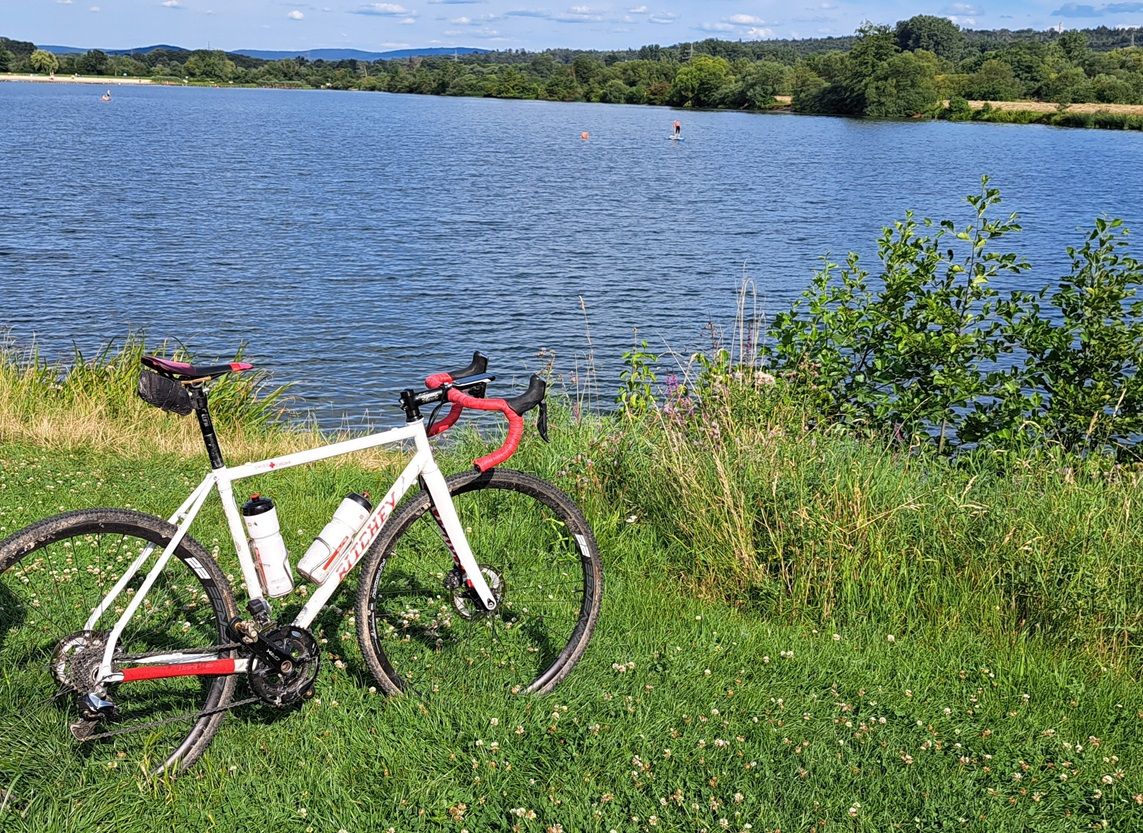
[242,494,295,597]
[297,492,373,584]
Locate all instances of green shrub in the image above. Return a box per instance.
[762,178,1142,463]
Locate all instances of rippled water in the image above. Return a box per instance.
[2,82,1141,426]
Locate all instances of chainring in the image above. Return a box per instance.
[248,625,320,708]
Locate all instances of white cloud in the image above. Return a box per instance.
[400,16,416,23]
[648,12,676,23]
[161,0,182,7]
[698,21,735,31]
[353,2,413,14]
[288,9,304,19]
[729,14,765,25]
[89,5,100,11]
[744,26,774,37]
[56,0,73,4]
[628,4,648,12]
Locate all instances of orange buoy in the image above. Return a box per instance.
[580,131,590,141]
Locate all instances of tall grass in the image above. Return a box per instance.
[579,318,1142,670]
[0,334,308,459]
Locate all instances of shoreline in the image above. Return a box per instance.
[0,73,153,85]
[4,73,1142,125]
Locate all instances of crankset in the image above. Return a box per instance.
[247,625,320,708]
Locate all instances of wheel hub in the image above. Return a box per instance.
[451,567,504,620]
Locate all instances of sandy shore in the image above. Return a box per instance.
[0,73,153,85]
[967,98,1143,115]
[776,94,1143,115]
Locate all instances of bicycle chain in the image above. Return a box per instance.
[74,641,252,743]
[75,694,262,742]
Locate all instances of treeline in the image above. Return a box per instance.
[5,19,1143,119]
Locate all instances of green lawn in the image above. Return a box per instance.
[1,441,1140,832]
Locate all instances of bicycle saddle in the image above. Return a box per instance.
[142,355,254,381]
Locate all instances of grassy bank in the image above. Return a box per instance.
[1,344,1141,831]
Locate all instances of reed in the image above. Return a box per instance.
[0,334,312,460]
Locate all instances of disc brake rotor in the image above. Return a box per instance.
[452,567,504,620]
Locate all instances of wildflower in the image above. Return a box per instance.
[848,803,860,817]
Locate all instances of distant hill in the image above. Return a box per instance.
[39,44,489,61]
[233,47,489,61]
[41,44,186,56]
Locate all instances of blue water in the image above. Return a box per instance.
[2,81,1142,426]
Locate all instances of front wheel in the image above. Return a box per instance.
[356,469,602,697]
[0,509,237,782]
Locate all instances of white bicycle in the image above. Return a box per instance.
[0,351,602,776]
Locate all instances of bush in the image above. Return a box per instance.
[762,178,1142,463]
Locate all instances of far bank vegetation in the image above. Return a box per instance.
[5,19,1143,127]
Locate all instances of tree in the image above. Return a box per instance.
[722,61,789,109]
[1057,29,1089,63]
[29,49,58,75]
[864,51,939,117]
[599,78,629,104]
[185,50,236,80]
[840,23,899,113]
[668,54,732,107]
[571,55,603,86]
[1040,65,1093,104]
[77,49,108,75]
[895,15,965,61]
[965,58,1023,100]
[0,49,11,73]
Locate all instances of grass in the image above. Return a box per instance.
[0,335,383,463]
[2,444,1141,832]
[1,344,1141,831]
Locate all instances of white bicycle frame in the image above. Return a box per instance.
[89,418,498,685]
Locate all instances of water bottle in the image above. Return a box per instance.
[297,492,373,584]
[241,494,295,597]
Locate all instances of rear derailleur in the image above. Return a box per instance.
[51,630,119,739]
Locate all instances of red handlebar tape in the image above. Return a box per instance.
[422,372,524,471]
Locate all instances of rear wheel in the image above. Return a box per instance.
[356,469,602,697]
[0,509,237,782]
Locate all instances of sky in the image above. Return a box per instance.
[4,0,1143,53]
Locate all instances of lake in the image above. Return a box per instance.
[2,81,1141,427]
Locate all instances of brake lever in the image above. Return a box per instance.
[537,401,550,443]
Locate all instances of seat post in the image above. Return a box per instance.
[187,385,226,469]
